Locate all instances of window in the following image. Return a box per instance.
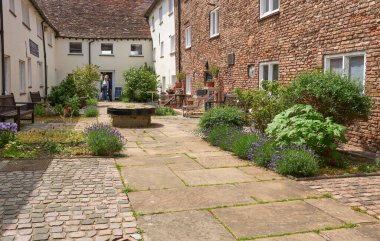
[210,8,220,38]
[260,0,280,18]
[159,7,163,23]
[47,32,53,46]
[171,75,176,86]
[259,61,279,83]
[151,16,155,31]
[22,1,30,27]
[130,44,143,56]
[186,74,192,95]
[38,62,44,87]
[185,27,191,49]
[9,0,16,14]
[37,20,43,38]
[69,42,82,54]
[153,48,156,61]
[324,52,366,87]
[160,41,164,57]
[27,58,32,87]
[101,43,113,55]
[170,35,175,54]
[19,60,26,93]
[168,0,174,14]
[162,77,167,92]
[4,56,11,94]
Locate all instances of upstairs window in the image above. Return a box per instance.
[259,61,279,83]
[170,35,175,54]
[159,7,163,23]
[210,8,220,38]
[37,20,43,38]
[101,43,113,55]
[185,27,191,49]
[69,42,82,54]
[47,31,53,46]
[260,0,280,18]
[131,44,143,56]
[168,0,174,15]
[9,0,16,14]
[324,52,366,88]
[22,1,30,27]
[151,16,155,31]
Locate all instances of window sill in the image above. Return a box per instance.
[99,54,115,57]
[159,21,163,25]
[20,92,26,96]
[28,86,33,89]
[170,52,176,56]
[40,86,44,88]
[185,46,191,50]
[210,34,220,40]
[37,35,43,40]
[168,11,174,16]
[130,55,144,57]
[259,10,280,20]
[48,44,53,47]
[23,22,31,31]
[9,10,17,17]
[68,53,84,56]
[160,56,164,58]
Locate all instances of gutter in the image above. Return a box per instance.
[177,0,182,71]
[42,21,48,97]
[88,40,95,65]
[1,1,5,94]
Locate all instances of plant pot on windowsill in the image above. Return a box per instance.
[196,89,207,96]
[175,82,183,89]
[207,81,215,88]
[166,89,175,94]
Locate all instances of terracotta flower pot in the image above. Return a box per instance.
[207,82,215,88]
[175,82,183,88]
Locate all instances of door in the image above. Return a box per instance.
[100,72,114,101]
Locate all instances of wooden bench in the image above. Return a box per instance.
[0,94,35,131]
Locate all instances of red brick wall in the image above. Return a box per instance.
[175,0,380,152]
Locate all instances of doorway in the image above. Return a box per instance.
[100,71,114,101]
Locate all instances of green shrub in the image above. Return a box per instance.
[358,164,377,173]
[84,107,99,117]
[375,157,380,167]
[276,146,320,177]
[282,71,373,125]
[207,125,241,151]
[266,104,347,153]
[248,137,277,167]
[86,98,98,106]
[34,104,46,116]
[2,140,39,159]
[155,107,176,116]
[48,76,77,106]
[232,134,260,159]
[123,65,159,102]
[44,142,64,154]
[72,65,101,98]
[199,106,245,132]
[85,123,125,156]
[63,95,81,117]
[234,81,285,132]
[0,131,15,148]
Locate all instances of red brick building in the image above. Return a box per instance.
[175,0,380,152]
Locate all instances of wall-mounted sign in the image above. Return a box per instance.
[29,39,39,57]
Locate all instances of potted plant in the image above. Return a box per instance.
[207,64,219,87]
[176,71,185,88]
[166,85,175,94]
[195,82,207,96]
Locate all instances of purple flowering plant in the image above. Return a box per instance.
[85,123,126,144]
[0,123,18,133]
[0,123,17,147]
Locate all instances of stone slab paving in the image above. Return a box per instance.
[0,158,139,241]
[195,155,249,168]
[238,166,284,180]
[301,176,380,218]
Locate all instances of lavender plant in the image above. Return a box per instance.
[247,135,277,167]
[0,123,17,147]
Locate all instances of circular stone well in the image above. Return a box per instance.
[107,104,156,128]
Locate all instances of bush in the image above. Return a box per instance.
[0,123,17,148]
[44,141,64,154]
[86,98,98,106]
[234,81,286,133]
[34,104,46,116]
[72,65,101,98]
[199,106,245,132]
[155,107,176,116]
[275,146,320,177]
[248,136,278,167]
[266,104,347,153]
[207,125,241,151]
[232,134,260,159]
[84,107,99,117]
[283,71,373,125]
[123,65,159,102]
[63,95,80,117]
[48,76,77,105]
[85,123,125,156]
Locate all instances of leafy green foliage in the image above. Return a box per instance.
[84,107,99,117]
[234,81,285,132]
[232,134,259,159]
[63,95,81,117]
[0,131,15,148]
[276,147,320,177]
[199,106,245,132]
[86,124,124,156]
[207,125,241,151]
[86,98,98,106]
[34,104,46,116]
[266,104,347,153]
[358,164,377,173]
[249,137,277,167]
[44,141,64,154]
[48,76,77,105]
[72,65,101,98]
[2,140,39,159]
[155,107,176,116]
[123,65,159,102]
[282,71,373,125]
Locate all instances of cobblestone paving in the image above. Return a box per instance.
[301,176,380,218]
[0,158,140,241]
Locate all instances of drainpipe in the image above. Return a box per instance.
[1,1,6,94]
[177,0,182,71]
[88,40,95,65]
[42,21,48,97]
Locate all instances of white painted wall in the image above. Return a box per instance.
[55,38,153,100]
[3,0,56,101]
[148,0,177,93]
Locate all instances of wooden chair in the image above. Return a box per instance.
[0,94,35,131]
[30,91,45,104]
[182,96,206,118]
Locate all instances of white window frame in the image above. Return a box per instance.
[130,44,143,56]
[324,51,366,87]
[159,6,163,24]
[185,27,191,49]
[4,56,11,94]
[260,0,280,18]
[9,0,16,14]
[22,1,30,27]
[37,19,43,38]
[259,61,279,83]
[69,42,83,54]
[38,61,44,87]
[162,76,167,92]
[151,16,155,31]
[101,43,113,55]
[186,74,192,95]
[47,31,53,47]
[27,58,32,87]
[171,75,176,87]
[168,0,174,15]
[19,60,26,93]
[160,41,164,57]
[210,8,220,38]
[153,47,156,62]
[170,35,175,54]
